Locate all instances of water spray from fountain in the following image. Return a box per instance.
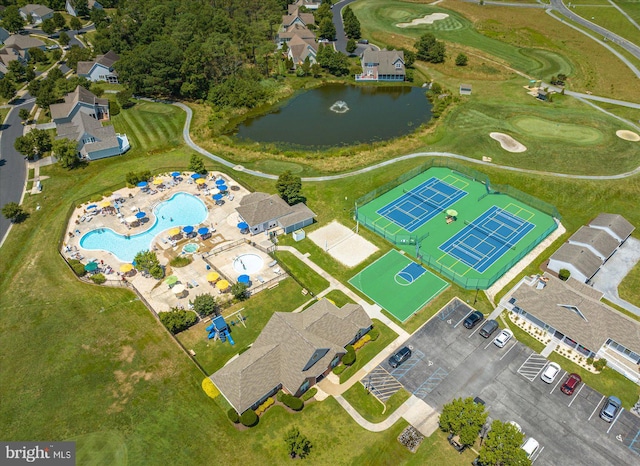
[330,100,349,114]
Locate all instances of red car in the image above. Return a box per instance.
[560,373,582,395]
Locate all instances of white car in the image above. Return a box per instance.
[493,329,513,348]
[521,437,540,458]
[540,362,561,383]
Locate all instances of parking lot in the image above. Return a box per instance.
[374,299,640,465]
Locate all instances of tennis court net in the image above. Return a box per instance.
[464,220,517,250]
[403,188,442,211]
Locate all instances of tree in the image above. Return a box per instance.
[28,48,48,64]
[192,293,219,317]
[0,77,17,100]
[1,6,25,34]
[276,171,305,205]
[316,45,349,76]
[439,397,487,446]
[415,33,446,63]
[53,138,80,169]
[318,17,336,41]
[346,38,357,54]
[558,269,570,281]
[59,32,71,46]
[284,427,312,459]
[70,17,83,32]
[116,89,134,108]
[53,12,66,30]
[90,9,109,29]
[65,45,92,72]
[19,109,30,122]
[478,420,529,466]
[159,308,198,334]
[342,6,361,40]
[41,19,56,35]
[14,129,52,160]
[455,53,468,66]
[429,41,446,64]
[72,0,91,18]
[402,49,416,68]
[188,154,207,174]
[231,282,249,301]
[134,250,164,279]
[2,202,26,223]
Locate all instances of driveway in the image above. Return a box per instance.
[374,298,640,465]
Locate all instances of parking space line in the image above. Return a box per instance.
[484,339,493,349]
[607,409,624,434]
[454,311,473,328]
[550,371,565,395]
[531,446,544,464]
[589,395,605,421]
[467,325,482,338]
[499,342,517,360]
[628,429,640,456]
[568,384,584,407]
[517,353,549,382]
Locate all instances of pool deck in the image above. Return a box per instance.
[61,171,281,313]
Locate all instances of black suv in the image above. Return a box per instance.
[388,346,411,368]
[464,311,484,329]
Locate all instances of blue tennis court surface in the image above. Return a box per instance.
[376,177,467,233]
[439,206,535,273]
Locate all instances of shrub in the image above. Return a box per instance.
[90,273,106,284]
[255,397,275,416]
[332,364,346,375]
[240,409,259,427]
[586,357,594,366]
[593,358,607,372]
[109,99,120,116]
[353,334,371,351]
[159,308,198,334]
[68,259,86,277]
[281,394,304,411]
[227,408,240,423]
[559,269,571,281]
[170,256,192,268]
[368,327,380,341]
[342,345,356,366]
[301,387,317,402]
[201,378,219,399]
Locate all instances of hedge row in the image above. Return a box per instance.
[255,397,274,416]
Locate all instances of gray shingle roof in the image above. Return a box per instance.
[510,274,640,354]
[589,213,634,242]
[278,202,316,228]
[56,112,120,157]
[211,299,371,413]
[77,50,120,75]
[20,4,53,17]
[278,24,316,41]
[3,35,45,50]
[50,86,108,121]
[236,193,315,229]
[568,226,619,259]
[0,28,10,44]
[361,49,405,75]
[549,243,602,279]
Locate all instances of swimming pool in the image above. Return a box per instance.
[80,192,208,262]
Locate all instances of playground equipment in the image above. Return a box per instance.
[206,316,235,345]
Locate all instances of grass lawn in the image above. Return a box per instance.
[547,353,640,409]
[615,0,640,23]
[342,383,411,423]
[617,260,640,307]
[339,319,397,383]
[573,5,640,45]
[272,250,329,295]
[175,278,308,374]
[323,289,355,307]
[503,312,546,354]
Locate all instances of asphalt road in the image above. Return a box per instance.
[0,95,35,244]
[377,300,640,465]
[332,0,376,56]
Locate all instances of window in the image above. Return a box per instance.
[395,62,402,69]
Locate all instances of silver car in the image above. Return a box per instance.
[493,329,513,348]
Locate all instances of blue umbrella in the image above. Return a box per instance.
[212,193,223,201]
[191,173,201,179]
[237,222,248,230]
[171,171,180,177]
[215,179,225,185]
[238,274,250,284]
[218,184,228,192]
[135,211,146,219]
[137,181,148,187]
[86,204,97,210]
[198,227,209,235]
[183,225,194,234]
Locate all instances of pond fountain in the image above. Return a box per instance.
[329,100,349,114]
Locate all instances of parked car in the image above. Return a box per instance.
[540,362,561,383]
[493,329,513,348]
[388,346,411,368]
[463,311,484,329]
[521,437,540,459]
[599,396,622,422]
[560,373,582,395]
[358,39,369,44]
[479,319,499,338]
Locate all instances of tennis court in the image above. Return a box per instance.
[349,250,449,322]
[376,177,468,233]
[439,206,535,273]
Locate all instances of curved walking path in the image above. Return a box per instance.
[175,103,640,183]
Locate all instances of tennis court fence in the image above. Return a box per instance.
[356,214,430,246]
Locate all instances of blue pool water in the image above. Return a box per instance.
[80,192,208,262]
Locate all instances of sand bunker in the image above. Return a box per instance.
[490,132,527,153]
[616,130,640,142]
[397,13,449,28]
[308,221,378,268]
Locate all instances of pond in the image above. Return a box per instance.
[230,84,432,148]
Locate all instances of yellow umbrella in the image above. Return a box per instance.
[207,271,220,282]
[169,227,181,236]
[153,178,164,185]
[215,279,230,290]
[196,178,206,185]
[120,263,134,273]
[99,200,111,208]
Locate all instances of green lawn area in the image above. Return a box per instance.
[573,5,640,45]
[615,0,640,23]
[323,289,355,307]
[342,383,411,423]
[175,278,308,374]
[547,353,640,409]
[340,318,398,383]
[503,312,546,354]
[272,250,329,295]
[617,260,640,307]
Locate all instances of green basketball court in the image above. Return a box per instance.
[349,250,449,322]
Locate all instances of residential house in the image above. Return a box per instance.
[287,34,318,68]
[567,226,619,261]
[502,273,640,383]
[548,244,601,284]
[293,0,322,10]
[277,23,316,45]
[50,85,110,125]
[19,4,54,25]
[0,28,10,45]
[0,46,28,77]
[56,112,129,160]
[66,0,103,17]
[3,35,46,51]
[277,5,315,45]
[235,192,316,235]
[356,49,405,82]
[211,299,373,414]
[77,50,120,83]
[588,213,634,243]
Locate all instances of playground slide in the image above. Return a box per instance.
[206,323,215,332]
[207,331,216,340]
[224,329,235,345]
